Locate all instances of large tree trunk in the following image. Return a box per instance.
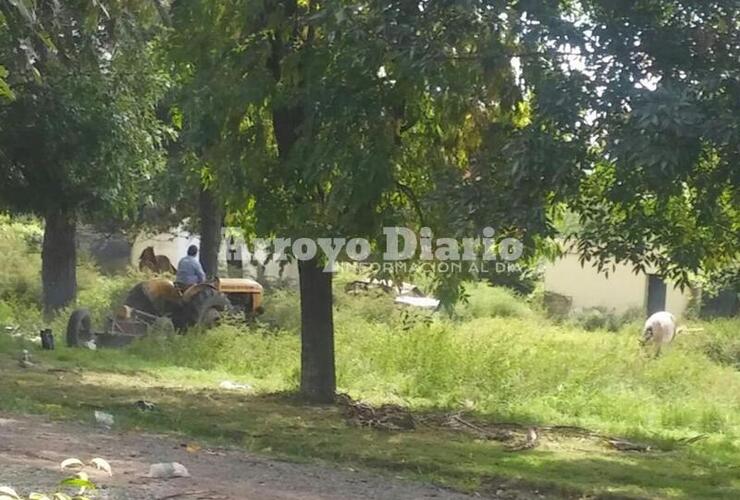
[42,210,77,316]
[199,186,222,279]
[268,18,335,402]
[275,104,337,401]
[298,258,336,403]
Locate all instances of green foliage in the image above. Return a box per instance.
[0,224,734,441]
[0,216,145,330]
[258,288,302,333]
[454,283,533,320]
[75,269,146,326]
[0,215,43,308]
[568,307,644,333]
[5,273,734,441]
[571,2,740,286]
[699,264,740,299]
[0,64,12,100]
[0,259,738,498]
[156,0,740,402]
[164,1,589,302]
[160,0,740,309]
[680,319,740,370]
[0,1,170,222]
[334,288,404,326]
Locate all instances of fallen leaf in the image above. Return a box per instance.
[60,458,85,471]
[28,493,52,500]
[60,472,95,491]
[0,486,21,499]
[90,457,113,476]
[148,462,190,478]
[94,411,114,427]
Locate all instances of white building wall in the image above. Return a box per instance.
[543,252,693,317]
[241,239,299,284]
[132,230,199,269]
[665,282,693,317]
[132,228,299,285]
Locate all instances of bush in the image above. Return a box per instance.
[0,215,43,307]
[335,287,404,326]
[569,306,643,332]
[0,298,43,332]
[260,270,425,333]
[0,300,13,323]
[0,215,152,335]
[680,319,740,370]
[258,287,302,332]
[75,269,145,323]
[454,282,533,320]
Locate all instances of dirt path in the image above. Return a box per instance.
[0,413,487,500]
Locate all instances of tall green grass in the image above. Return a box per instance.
[337,314,740,437]
[454,281,534,320]
[0,215,43,309]
[1,215,739,445]
[41,283,738,442]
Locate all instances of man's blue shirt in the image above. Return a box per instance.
[176,255,206,285]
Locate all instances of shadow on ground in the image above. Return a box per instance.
[0,357,737,499]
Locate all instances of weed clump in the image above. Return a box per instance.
[568,306,643,332]
[455,282,533,320]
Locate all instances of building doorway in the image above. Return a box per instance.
[647,274,667,315]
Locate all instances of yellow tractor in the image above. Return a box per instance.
[66,277,263,348]
[216,277,264,319]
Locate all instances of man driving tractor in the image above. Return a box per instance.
[66,243,265,347]
[176,244,206,288]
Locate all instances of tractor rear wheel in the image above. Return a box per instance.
[185,286,231,329]
[66,309,92,347]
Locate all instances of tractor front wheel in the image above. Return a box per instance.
[66,309,93,347]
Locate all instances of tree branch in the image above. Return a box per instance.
[396,181,425,226]
[152,0,172,27]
